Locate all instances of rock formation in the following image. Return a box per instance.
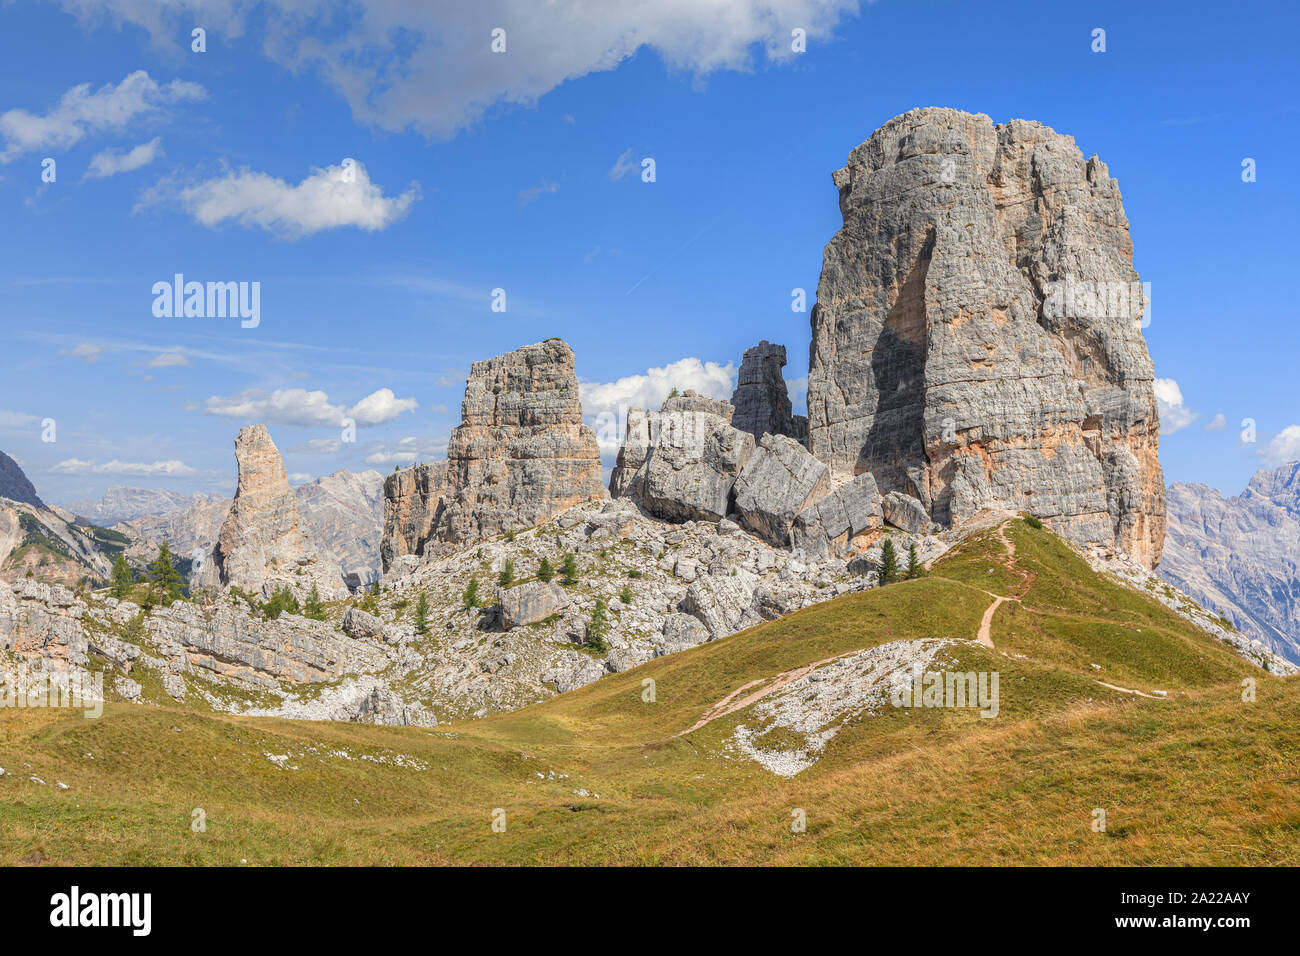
[381,340,605,568]
[1159,463,1300,664]
[0,451,46,509]
[730,341,807,442]
[210,425,346,599]
[806,108,1165,568]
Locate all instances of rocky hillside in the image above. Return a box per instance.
[6,516,1297,866]
[1160,462,1300,664]
[0,451,45,509]
[808,108,1165,568]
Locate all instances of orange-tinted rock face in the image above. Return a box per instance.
[808,108,1165,568]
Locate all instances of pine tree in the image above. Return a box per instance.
[147,541,185,605]
[303,584,326,620]
[498,557,515,588]
[414,592,431,635]
[878,538,899,585]
[464,576,481,609]
[586,595,610,653]
[110,553,134,599]
[561,551,578,587]
[537,556,554,583]
[906,542,922,580]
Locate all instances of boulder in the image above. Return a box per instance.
[342,607,386,641]
[500,581,570,629]
[733,434,830,547]
[881,491,934,536]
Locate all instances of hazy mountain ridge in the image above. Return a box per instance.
[1159,462,1300,663]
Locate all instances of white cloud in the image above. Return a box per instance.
[1204,412,1226,432]
[203,386,418,427]
[608,148,638,181]
[1260,425,1300,467]
[142,160,419,238]
[1154,378,1198,434]
[785,375,808,415]
[581,357,736,452]
[64,2,857,138]
[348,388,419,425]
[518,180,558,206]
[0,409,40,429]
[146,351,190,368]
[60,343,104,362]
[51,458,196,477]
[85,137,162,179]
[0,70,204,161]
[364,436,446,465]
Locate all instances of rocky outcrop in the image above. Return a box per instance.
[1159,463,1300,664]
[807,108,1165,568]
[380,340,605,568]
[661,389,734,420]
[0,498,114,586]
[610,407,754,523]
[730,341,807,442]
[0,451,44,509]
[209,425,346,599]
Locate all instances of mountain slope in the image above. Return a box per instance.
[1160,462,1300,663]
[3,519,1294,866]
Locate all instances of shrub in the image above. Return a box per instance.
[619,585,633,605]
[303,584,326,620]
[561,551,578,587]
[464,576,481,609]
[1023,514,1043,529]
[537,557,554,583]
[498,558,515,588]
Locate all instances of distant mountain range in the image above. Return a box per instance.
[1160,462,1300,664]
[62,469,386,585]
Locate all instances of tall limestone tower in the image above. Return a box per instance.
[807,108,1165,568]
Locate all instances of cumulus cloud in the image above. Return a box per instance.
[0,70,204,161]
[84,137,162,179]
[203,386,417,427]
[1204,413,1226,432]
[62,2,858,138]
[141,160,419,238]
[580,356,736,452]
[51,458,196,477]
[1154,378,1199,434]
[1260,425,1300,467]
[146,351,190,368]
[60,343,104,362]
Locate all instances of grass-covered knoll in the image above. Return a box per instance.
[2,519,1295,865]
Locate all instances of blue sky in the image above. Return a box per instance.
[0,0,1297,505]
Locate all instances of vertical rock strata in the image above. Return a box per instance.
[381,340,605,568]
[807,108,1165,567]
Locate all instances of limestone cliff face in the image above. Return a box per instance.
[380,340,605,569]
[807,108,1165,568]
[211,425,346,598]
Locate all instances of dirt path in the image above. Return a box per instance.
[1096,680,1168,700]
[976,594,1006,648]
[679,649,862,736]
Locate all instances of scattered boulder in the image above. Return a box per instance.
[881,491,935,536]
[500,581,570,629]
[342,607,386,642]
[733,434,830,548]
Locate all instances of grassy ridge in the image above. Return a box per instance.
[2,520,1296,865]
